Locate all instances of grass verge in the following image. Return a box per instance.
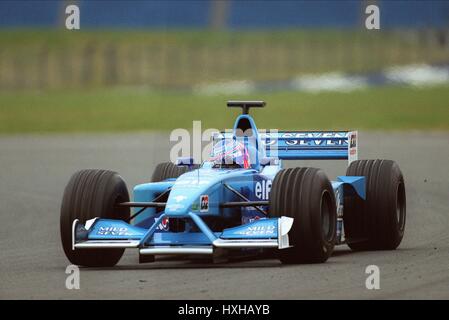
[1,85,449,134]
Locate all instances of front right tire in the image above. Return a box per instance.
[60,169,130,267]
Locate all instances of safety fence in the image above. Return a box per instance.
[0,29,448,90]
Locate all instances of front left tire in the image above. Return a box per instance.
[270,167,337,264]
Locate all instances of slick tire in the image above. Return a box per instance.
[270,168,337,264]
[60,169,130,267]
[344,160,406,251]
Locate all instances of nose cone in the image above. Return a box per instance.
[164,169,219,216]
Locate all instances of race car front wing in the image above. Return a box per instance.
[71,213,294,256]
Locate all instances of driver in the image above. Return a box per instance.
[210,139,251,169]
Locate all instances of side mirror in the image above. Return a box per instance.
[176,157,195,167]
[260,157,279,166]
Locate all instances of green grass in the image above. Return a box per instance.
[0,28,421,47]
[1,85,449,134]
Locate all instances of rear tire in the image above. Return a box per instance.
[151,162,197,182]
[60,169,130,267]
[344,160,406,251]
[270,168,337,264]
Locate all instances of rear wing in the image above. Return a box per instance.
[261,131,358,164]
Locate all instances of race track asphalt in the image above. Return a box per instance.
[0,131,448,299]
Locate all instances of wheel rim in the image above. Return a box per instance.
[320,191,333,241]
[396,182,406,230]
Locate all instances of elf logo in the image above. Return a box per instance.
[255,180,271,200]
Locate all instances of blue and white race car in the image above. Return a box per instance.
[60,101,406,266]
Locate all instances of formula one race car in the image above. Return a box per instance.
[60,101,406,266]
